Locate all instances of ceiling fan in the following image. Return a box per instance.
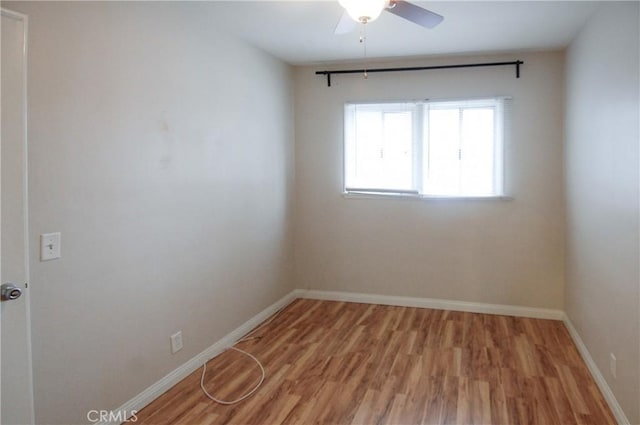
[335,0,444,34]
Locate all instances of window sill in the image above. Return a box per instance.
[342,191,513,202]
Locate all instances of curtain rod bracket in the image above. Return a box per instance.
[316,60,524,87]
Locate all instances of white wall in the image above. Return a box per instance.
[565,3,640,423]
[4,2,295,424]
[294,51,565,309]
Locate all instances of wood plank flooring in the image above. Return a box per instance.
[135,299,616,424]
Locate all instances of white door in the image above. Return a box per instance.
[1,9,34,425]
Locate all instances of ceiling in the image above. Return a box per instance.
[204,1,601,65]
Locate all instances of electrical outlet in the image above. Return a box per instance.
[609,353,616,380]
[170,331,183,354]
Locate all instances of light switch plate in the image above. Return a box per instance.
[41,232,61,261]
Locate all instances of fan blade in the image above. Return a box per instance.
[334,10,357,34]
[386,0,443,29]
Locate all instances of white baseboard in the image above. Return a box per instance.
[299,289,564,320]
[562,314,629,425]
[99,289,304,425]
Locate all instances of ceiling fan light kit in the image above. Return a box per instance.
[337,0,444,29]
[339,0,389,23]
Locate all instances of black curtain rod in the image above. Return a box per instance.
[316,60,523,87]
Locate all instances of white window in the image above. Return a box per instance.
[344,98,506,198]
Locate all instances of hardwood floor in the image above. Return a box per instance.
[135,299,616,424]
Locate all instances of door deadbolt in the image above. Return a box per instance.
[1,283,23,301]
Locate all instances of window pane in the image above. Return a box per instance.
[346,105,414,190]
[461,108,495,195]
[381,112,412,189]
[354,110,383,187]
[424,108,460,195]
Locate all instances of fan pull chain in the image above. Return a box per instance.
[360,23,368,79]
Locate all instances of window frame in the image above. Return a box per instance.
[342,97,511,201]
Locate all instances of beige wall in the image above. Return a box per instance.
[565,3,640,423]
[294,51,565,309]
[4,2,294,424]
